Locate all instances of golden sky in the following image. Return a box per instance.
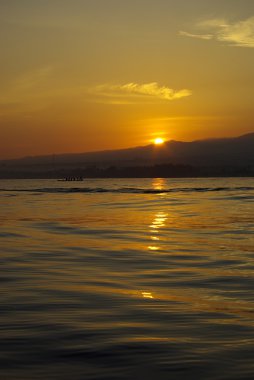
[1,0,254,159]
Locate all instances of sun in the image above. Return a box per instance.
[154,137,164,145]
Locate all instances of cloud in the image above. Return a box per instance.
[179,31,213,40]
[180,16,254,48]
[89,82,192,103]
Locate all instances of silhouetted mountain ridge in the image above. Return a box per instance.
[0,133,254,178]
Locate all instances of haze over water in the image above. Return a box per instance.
[1,178,254,380]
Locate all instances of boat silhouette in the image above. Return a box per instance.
[58,177,84,182]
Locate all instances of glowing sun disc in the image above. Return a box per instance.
[154,138,164,145]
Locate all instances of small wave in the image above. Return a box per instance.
[0,186,254,195]
[0,231,26,238]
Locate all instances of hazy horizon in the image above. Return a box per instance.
[2,130,254,162]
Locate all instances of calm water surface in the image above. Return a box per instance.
[1,178,254,380]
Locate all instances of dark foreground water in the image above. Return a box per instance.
[1,178,254,380]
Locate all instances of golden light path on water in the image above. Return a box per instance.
[149,178,168,251]
[142,178,168,300]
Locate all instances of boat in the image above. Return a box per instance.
[57,177,84,182]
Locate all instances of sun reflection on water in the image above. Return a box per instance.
[148,246,160,251]
[148,181,168,252]
[148,212,168,251]
[142,292,154,299]
[152,178,166,191]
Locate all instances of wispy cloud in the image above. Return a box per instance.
[180,16,254,48]
[89,82,192,103]
[179,31,213,40]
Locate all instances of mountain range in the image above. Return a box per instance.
[1,133,254,178]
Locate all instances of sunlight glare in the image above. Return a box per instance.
[154,137,164,145]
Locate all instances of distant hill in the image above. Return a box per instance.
[1,133,254,178]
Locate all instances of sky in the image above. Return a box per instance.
[0,0,254,159]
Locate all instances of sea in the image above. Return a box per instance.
[1,177,254,380]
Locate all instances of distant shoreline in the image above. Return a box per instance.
[1,164,253,179]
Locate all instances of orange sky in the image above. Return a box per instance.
[1,0,254,159]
